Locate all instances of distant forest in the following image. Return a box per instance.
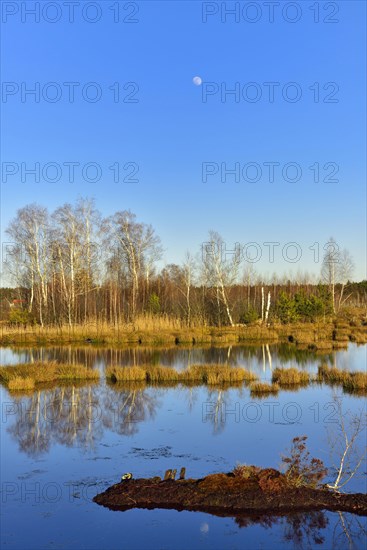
[2,199,366,327]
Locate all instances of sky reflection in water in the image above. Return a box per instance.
[1,344,366,549]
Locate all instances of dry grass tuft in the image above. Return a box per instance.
[0,361,99,389]
[317,364,349,384]
[343,372,367,392]
[232,464,261,479]
[250,382,280,396]
[272,367,309,386]
[106,365,147,382]
[8,376,35,391]
[146,366,182,383]
[318,364,367,393]
[106,363,257,386]
[56,365,100,380]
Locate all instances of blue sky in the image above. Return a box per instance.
[1,0,366,280]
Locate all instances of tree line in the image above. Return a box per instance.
[2,198,365,327]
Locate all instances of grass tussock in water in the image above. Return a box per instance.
[0,361,100,389]
[52,365,100,380]
[318,364,367,393]
[272,367,310,386]
[186,364,256,384]
[7,376,35,391]
[343,372,367,392]
[106,363,257,386]
[317,364,350,384]
[146,365,182,383]
[249,382,280,396]
[106,365,147,382]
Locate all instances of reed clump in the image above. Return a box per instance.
[272,367,310,386]
[250,382,280,396]
[146,365,182,383]
[8,376,35,391]
[318,364,367,393]
[55,365,100,380]
[186,364,256,385]
[0,361,100,389]
[106,366,147,382]
[343,372,367,392]
[106,363,257,386]
[317,364,350,384]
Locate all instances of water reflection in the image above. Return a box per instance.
[232,511,328,547]
[1,344,366,550]
[220,510,366,550]
[2,344,366,458]
[103,384,159,436]
[6,383,164,456]
[8,385,103,456]
[0,342,336,372]
[333,511,367,550]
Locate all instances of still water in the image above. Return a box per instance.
[1,344,366,550]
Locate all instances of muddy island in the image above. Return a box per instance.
[93,468,367,517]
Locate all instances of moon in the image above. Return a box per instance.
[193,76,202,86]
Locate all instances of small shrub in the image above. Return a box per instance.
[8,308,33,326]
[239,307,259,325]
[148,293,161,315]
[281,436,327,488]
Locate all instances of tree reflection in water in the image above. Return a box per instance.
[232,511,327,548]
[6,381,245,454]
[233,510,366,550]
[6,382,161,455]
[8,384,103,456]
[102,382,160,436]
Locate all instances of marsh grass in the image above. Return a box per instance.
[343,372,367,392]
[54,365,100,380]
[0,317,240,346]
[232,464,261,479]
[343,372,367,394]
[106,363,257,386]
[272,367,310,386]
[5,316,365,346]
[317,364,349,384]
[8,376,35,391]
[0,360,100,389]
[318,364,367,393]
[250,382,280,396]
[106,366,147,382]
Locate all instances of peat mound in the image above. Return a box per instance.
[93,470,367,517]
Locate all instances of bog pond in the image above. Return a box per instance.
[1,343,366,549]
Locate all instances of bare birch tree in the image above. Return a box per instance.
[107,211,162,320]
[201,231,239,326]
[337,249,355,312]
[321,237,341,314]
[6,205,50,325]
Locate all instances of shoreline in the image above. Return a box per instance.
[1,320,367,348]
